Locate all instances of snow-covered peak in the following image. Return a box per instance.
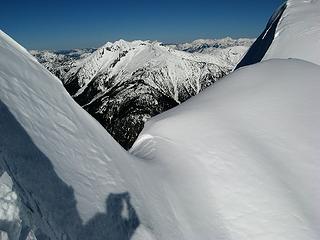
[63,38,237,100]
[102,39,151,52]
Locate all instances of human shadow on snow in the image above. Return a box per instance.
[0,101,139,240]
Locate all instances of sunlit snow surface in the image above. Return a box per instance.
[132,59,320,239]
[263,0,320,65]
[1,0,320,239]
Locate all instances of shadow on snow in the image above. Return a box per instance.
[0,101,139,240]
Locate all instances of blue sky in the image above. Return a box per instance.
[1,0,284,50]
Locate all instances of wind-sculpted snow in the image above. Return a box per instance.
[237,0,320,68]
[0,30,143,239]
[132,59,320,240]
[1,28,320,240]
[263,0,320,66]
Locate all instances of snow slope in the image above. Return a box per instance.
[263,0,320,65]
[0,30,142,239]
[237,0,320,69]
[1,27,320,240]
[132,59,320,240]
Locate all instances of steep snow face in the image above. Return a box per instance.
[0,30,142,239]
[132,59,320,240]
[237,0,320,69]
[1,29,320,240]
[263,0,320,65]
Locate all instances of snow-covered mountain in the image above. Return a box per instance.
[29,48,95,79]
[32,39,249,149]
[167,37,254,53]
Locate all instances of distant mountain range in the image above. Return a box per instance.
[30,38,253,149]
[167,37,254,53]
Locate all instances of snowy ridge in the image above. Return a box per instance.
[63,39,237,101]
[0,30,140,239]
[237,0,320,68]
[263,0,320,65]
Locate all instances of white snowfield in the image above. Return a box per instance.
[263,0,320,65]
[0,0,320,239]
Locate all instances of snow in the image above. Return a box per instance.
[238,0,320,68]
[263,0,320,65]
[1,27,319,239]
[169,37,254,53]
[0,29,138,238]
[1,0,320,238]
[132,59,320,240]
[63,39,240,102]
[0,172,21,240]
